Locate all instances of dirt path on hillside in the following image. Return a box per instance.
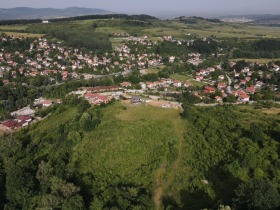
[154,164,166,210]
[164,120,185,188]
[153,118,186,210]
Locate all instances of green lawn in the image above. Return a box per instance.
[189,80,205,87]
[145,66,165,74]
[146,68,159,74]
[170,73,189,82]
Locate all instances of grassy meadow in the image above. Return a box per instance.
[231,58,280,63]
[2,98,278,209]
[71,102,186,187]
[170,73,190,82]
[0,25,28,31]
[262,107,280,115]
[2,17,280,40]
[2,32,45,38]
[26,101,188,208]
[0,24,45,38]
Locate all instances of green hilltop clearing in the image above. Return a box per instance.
[1,98,280,209]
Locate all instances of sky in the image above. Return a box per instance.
[1,0,280,16]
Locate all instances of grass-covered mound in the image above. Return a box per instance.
[0,99,280,210]
[0,100,185,209]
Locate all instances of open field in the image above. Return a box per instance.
[95,26,127,34]
[153,20,280,39]
[2,18,280,40]
[262,107,280,115]
[146,65,165,74]
[72,102,183,180]
[0,25,43,37]
[179,22,280,39]
[109,37,125,47]
[146,68,160,74]
[2,31,45,38]
[69,102,187,208]
[146,100,181,109]
[189,79,206,87]
[142,27,184,38]
[24,101,189,208]
[231,58,280,63]
[139,66,165,75]
[0,25,29,31]
[170,73,189,82]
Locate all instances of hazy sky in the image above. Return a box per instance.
[1,0,280,16]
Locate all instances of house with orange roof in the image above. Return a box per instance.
[120,82,132,88]
[203,86,215,94]
[217,82,227,89]
[245,86,256,94]
[84,93,109,105]
[195,76,204,81]
[215,96,223,102]
[173,80,182,88]
[42,100,52,107]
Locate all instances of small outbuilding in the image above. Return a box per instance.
[131,96,142,104]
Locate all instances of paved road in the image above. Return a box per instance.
[226,73,232,93]
[226,74,232,85]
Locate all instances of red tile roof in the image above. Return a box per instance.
[87,85,119,92]
[218,82,227,89]
[2,120,17,128]
[204,86,215,92]
[42,100,52,105]
[17,115,32,122]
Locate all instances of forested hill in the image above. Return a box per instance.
[0,14,157,26]
[0,7,112,20]
[0,98,280,209]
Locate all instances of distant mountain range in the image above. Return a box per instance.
[0,7,113,20]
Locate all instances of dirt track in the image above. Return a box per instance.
[0,125,13,135]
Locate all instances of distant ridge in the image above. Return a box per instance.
[0,7,113,20]
[219,14,280,21]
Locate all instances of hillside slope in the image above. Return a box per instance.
[0,100,280,209]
